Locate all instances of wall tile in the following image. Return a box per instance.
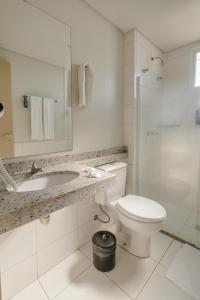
[127,164,134,185]
[1,255,37,300]
[77,221,93,248]
[124,104,134,124]
[77,197,95,227]
[124,123,134,146]
[37,230,78,277]
[124,30,135,44]
[0,222,37,272]
[78,215,115,248]
[124,83,135,104]
[125,42,134,65]
[36,204,77,251]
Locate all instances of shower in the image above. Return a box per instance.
[151,56,164,66]
[142,56,164,74]
[137,47,200,250]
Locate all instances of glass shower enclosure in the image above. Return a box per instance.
[136,50,200,248]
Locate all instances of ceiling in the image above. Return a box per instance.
[84,0,200,52]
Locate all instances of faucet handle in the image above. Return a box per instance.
[32,161,36,167]
[31,161,43,174]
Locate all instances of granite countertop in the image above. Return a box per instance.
[0,150,127,234]
[0,161,115,217]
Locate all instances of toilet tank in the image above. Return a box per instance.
[98,162,127,202]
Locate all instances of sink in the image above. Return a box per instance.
[14,172,79,192]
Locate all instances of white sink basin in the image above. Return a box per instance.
[14,172,79,192]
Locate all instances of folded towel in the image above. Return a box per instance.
[43,97,55,140]
[30,96,43,140]
[78,63,94,108]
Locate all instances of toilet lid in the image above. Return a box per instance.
[117,195,166,223]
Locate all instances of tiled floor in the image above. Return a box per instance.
[11,232,196,300]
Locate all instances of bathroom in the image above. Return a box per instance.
[0,0,199,299]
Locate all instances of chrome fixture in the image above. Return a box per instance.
[40,215,51,225]
[31,161,43,174]
[151,56,164,66]
[142,68,149,73]
[146,131,159,136]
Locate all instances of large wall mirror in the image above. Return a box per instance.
[0,0,72,158]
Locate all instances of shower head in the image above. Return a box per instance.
[151,56,164,66]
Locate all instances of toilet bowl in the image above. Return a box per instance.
[97,162,166,258]
[115,195,166,257]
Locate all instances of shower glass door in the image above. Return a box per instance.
[137,67,200,248]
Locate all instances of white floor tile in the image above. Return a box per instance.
[80,241,93,261]
[137,264,195,300]
[39,250,91,299]
[106,247,157,299]
[151,232,173,262]
[160,240,183,267]
[54,265,131,300]
[80,232,173,264]
[11,281,48,300]
[166,244,200,300]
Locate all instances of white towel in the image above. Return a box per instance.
[43,97,55,140]
[30,96,43,140]
[78,63,94,108]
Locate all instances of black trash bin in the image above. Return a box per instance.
[92,230,116,272]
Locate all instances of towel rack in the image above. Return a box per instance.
[23,95,58,108]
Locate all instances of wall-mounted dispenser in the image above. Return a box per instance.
[0,101,4,118]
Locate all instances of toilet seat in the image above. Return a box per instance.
[117,195,166,223]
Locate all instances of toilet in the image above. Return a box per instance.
[97,162,166,258]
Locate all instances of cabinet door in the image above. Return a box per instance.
[0,59,14,158]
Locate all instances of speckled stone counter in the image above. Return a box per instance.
[0,149,127,234]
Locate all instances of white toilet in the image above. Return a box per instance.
[97,162,166,258]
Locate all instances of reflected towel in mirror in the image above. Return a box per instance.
[30,96,43,140]
[43,97,55,140]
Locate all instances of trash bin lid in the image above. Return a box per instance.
[92,231,116,248]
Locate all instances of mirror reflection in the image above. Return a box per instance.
[0,0,72,158]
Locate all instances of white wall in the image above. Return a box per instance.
[134,31,164,199]
[124,29,163,194]
[28,0,124,153]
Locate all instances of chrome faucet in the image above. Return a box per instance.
[31,161,43,174]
